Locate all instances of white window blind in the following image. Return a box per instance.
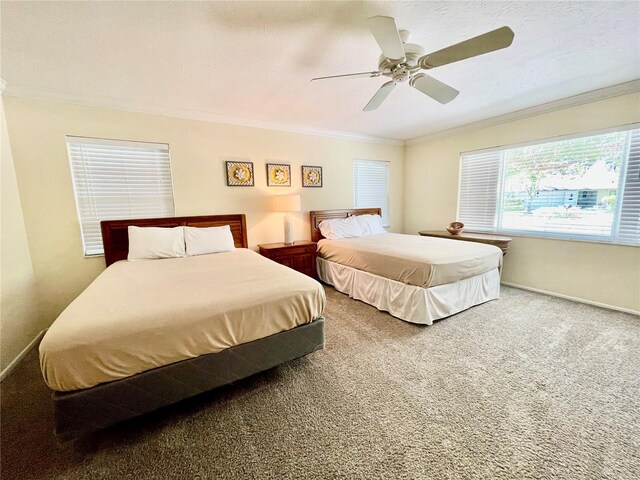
[67,137,175,255]
[458,150,501,232]
[617,129,640,244]
[458,126,640,246]
[354,159,390,226]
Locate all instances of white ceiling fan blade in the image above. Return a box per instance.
[367,16,405,63]
[363,81,395,112]
[418,26,515,69]
[311,71,382,81]
[409,74,459,104]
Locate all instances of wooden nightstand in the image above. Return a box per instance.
[418,230,512,255]
[258,240,317,279]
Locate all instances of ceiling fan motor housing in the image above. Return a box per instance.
[378,42,425,71]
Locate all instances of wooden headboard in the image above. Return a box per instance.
[100,214,248,267]
[309,208,382,242]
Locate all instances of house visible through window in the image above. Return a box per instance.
[66,136,175,255]
[354,159,390,227]
[458,126,640,245]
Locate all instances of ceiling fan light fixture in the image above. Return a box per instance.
[391,65,410,83]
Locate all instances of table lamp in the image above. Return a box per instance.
[271,194,301,245]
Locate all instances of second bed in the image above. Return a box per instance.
[311,208,502,325]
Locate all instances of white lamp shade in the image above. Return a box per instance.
[271,194,301,212]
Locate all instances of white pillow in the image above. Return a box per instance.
[184,225,235,256]
[319,216,364,240]
[127,226,186,261]
[355,214,387,235]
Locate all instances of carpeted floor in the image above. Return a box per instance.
[1,286,639,479]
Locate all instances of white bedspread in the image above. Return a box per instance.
[40,249,325,392]
[317,233,502,288]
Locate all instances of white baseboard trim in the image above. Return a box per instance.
[501,282,640,316]
[0,329,47,382]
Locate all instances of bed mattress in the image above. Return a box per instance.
[40,249,326,392]
[317,233,502,288]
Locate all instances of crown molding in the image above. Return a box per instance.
[406,79,640,146]
[2,85,405,146]
[6,79,638,148]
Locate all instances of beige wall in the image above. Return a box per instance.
[404,92,640,313]
[1,96,43,372]
[3,96,404,325]
[3,91,637,374]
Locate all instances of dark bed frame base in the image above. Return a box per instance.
[53,318,325,438]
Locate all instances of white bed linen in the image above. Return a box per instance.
[40,249,325,392]
[318,257,500,325]
[317,233,502,288]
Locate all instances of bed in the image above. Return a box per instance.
[310,208,502,325]
[40,215,326,437]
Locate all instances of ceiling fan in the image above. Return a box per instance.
[311,16,515,111]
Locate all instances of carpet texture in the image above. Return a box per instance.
[1,286,639,479]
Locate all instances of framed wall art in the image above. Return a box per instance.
[302,165,322,187]
[226,161,254,187]
[266,163,291,187]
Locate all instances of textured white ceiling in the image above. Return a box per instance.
[1,1,639,141]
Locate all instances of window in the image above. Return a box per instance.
[67,137,175,255]
[458,126,639,245]
[354,159,390,226]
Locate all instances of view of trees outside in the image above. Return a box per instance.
[499,131,627,236]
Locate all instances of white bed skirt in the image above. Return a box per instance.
[317,258,500,325]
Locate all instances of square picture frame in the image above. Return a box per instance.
[226,161,254,187]
[302,165,323,187]
[266,163,291,187]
